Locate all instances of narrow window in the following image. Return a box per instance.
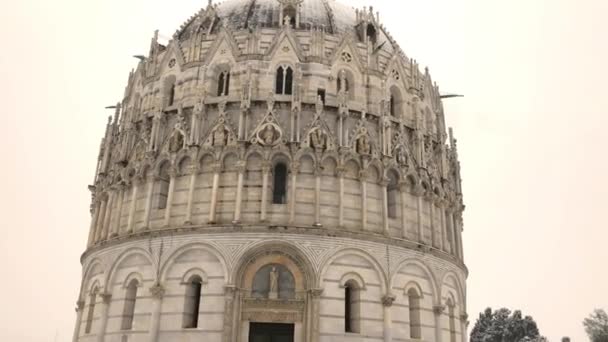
[225,72,230,95]
[366,24,377,44]
[317,89,326,103]
[390,95,396,116]
[183,276,203,329]
[408,288,421,339]
[387,172,398,219]
[285,67,293,95]
[272,163,288,204]
[121,279,139,330]
[217,72,225,96]
[337,77,349,93]
[168,84,176,106]
[157,179,169,209]
[275,67,284,94]
[84,289,97,334]
[344,281,360,333]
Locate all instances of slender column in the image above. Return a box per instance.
[445,207,454,255]
[313,168,322,227]
[148,284,165,342]
[233,163,245,224]
[222,285,237,342]
[87,201,101,246]
[455,214,464,260]
[208,163,222,223]
[382,295,396,342]
[94,198,108,242]
[111,186,126,237]
[126,178,141,234]
[185,165,199,225]
[428,195,436,248]
[289,163,299,224]
[260,163,271,222]
[399,182,408,239]
[72,301,85,342]
[460,313,469,342]
[381,178,390,236]
[337,167,345,227]
[101,191,115,240]
[360,171,368,231]
[437,200,445,251]
[310,289,323,342]
[163,168,178,227]
[143,177,155,229]
[416,188,424,242]
[434,305,445,342]
[95,293,112,342]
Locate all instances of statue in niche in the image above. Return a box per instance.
[261,124,278,146]
[149,111,163,151]
[311,128,326,151]
[213,126,228,146]
[357,135,371,155]
[269,267,279,299]
[396,146,408,166]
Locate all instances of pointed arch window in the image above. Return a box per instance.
[84,288,98,334]
[275,66,294,95]
[408,288,422,339]
[157,163,170,209]
[168,84,176,106]
[217,70,230,96]
[183,275,203,329]
[272,163,288,204]
[387,172,399,219]
[344,280,361,333]
[121,279,139,330]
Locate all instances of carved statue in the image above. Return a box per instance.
[311,129,326,151]
[261,125,277,146]
[357,135,371,155]
[149,111,163,151]
[269,267,279,299]
[169,131,184,153]
[396,146,408,166]
[283,15,292,27]
[213,126,228,146]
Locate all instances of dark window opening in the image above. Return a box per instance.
[408,288,421,339]
[157,179,169,209]
[317,89,326,103]
[217,71,230,96]
[275,67,284,94]
[84,291,96,334]
[285,67,293,95]
[272,163,288,204]
[283,6,297,28]
[390,95,396,116]
[276,66,293,95]
[366,24,377,44]
[337,76,350,93]
[345,285,353,332]
[168,85,176,106]
[183,276,203,329]
[121,280,139,330]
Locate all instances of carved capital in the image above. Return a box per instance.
[382,294,396,307]
[212,163,223,174]
[460,312,469,321]
[76,300,85,312]
[188,164,200,175]
[290,162,301,174]
[335,166,346,177]
[100,293,112,304]
[168,167,179,178]
[309,288,324,298]
[379,177,390,188]
[150,284,165,299]
[433,305,446,315]
[235,162,247,173]
[358,170,369,181]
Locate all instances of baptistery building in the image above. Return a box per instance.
[74,0,467,341]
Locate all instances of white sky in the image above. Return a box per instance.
[1,0,607,341]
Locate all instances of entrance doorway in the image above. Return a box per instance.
[249,323,295,342]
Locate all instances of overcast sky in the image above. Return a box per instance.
[1,0,606,341]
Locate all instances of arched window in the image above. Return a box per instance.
[183,276,203,329]
[84,288,98,334]
[390,95,396,116]
[366,24,377,45]
[408,288,422,339]
[387,172,399,219]
[163,76,177,108]
[217,70,230,96]
[157,162,170,209]
[344,280,360,333]
[337,76,349,93]
[272,163,288,204]
[168,84,176,106]
[275,66,293,95]
[121,279,139,330]
[448,298,457,342]
[283,6,296,28]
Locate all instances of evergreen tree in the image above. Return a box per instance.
[470,307,543,342]
[583,309,608,342]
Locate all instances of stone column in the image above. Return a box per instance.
[111,185,126,237]
[289,163,299,224]
[460,313,469,342]
[310,289,323,342]
[398,182,408,239]
[434,305,445,342]
[208,163,222,223]
[381,178,390,236]
[382,295,396,342]
[185,165,199,225]
[143,177,155,229]
[148,284,165,342]
[163,168,178,227]
[437,200,445,252]
[416,187,424,242]
[222,285,237,342]
[94,197,108,242]
[313,167,322,227]
[87,201,101,246]
[72,301,85,342]
[360,171,368,231]
[233,163,246,224]
[337,167,345,227]
[428,195,436,248]
[260,162,271,222]
[126,178,141,234]
[101,191,115,240]
[96,293,112,342]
